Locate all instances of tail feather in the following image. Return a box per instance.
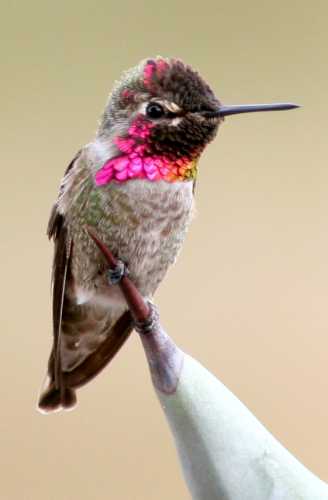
[38,310,134,413]
[38,382,77,413]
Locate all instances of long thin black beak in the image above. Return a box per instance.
[218,102,300,117]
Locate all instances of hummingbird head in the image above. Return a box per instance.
[95,57,299,185]
[99,57,221,157]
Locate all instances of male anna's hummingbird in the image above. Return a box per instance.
[38,57,298,413]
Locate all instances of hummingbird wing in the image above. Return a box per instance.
[38,155,134,413]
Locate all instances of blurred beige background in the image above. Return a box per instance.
[1,0,327,498]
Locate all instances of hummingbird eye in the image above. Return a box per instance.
[146,102,165,119]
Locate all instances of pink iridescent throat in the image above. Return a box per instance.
[95,118,197,186]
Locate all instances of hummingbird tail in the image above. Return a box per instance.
[37,310,134,413]
[38,380,77,414]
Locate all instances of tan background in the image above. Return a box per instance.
[1,0,327,498]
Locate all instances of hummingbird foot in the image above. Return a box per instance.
[134,302,160,335]
[106,259,129,285]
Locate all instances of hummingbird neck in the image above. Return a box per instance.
[95,117,199,186]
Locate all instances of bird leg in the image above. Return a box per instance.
[85,226,153,329]
[134,302,160,334]
[106,259,129,285]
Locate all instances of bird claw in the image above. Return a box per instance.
[134,302,160,334]
[107,259,129,285]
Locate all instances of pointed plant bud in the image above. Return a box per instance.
[140,326,328,500]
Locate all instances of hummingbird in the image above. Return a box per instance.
[38,57,298,413]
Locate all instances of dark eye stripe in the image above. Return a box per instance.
[165,110,179,119]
